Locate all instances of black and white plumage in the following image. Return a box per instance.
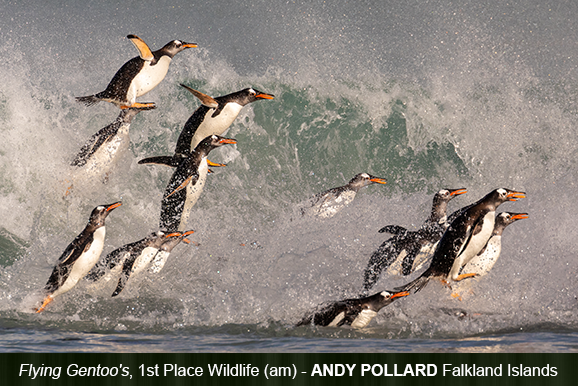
[362,188,467,292]
[67,106,155,194]
[395,188,526,294]
[459,212,528,277]
[296,290,409,328]
[76,35,197,109]
[138,85,274,167]
[36,202,122,313]
[302,173,387,218]
[149,229,195,274]
[157,135,237,232]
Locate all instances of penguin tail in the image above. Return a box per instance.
[394,271,432,294]
[75,95,101,106]
[138,156,179,167]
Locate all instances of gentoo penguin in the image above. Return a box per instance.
[460,212,529,277]
[296,290,409,328]
[149,230,195,274]
[362,188,467,292]
[66,106,155,194]
[110,231,183,297]
[138,85,274,167]
[35,202,122,313]
[159,135,237,232]
[76,35,197,109]
[301,173,387,218]
[395,188,526,293]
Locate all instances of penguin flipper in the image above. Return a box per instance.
[180,84,219,108]
[111,252,138,297]
[362,237,402,292]
[400,242,423,276]
[394,270,432,293]
[379,225,408,234]
[75,95,101,106]
[138,156,180,167]
[127,34,154,61]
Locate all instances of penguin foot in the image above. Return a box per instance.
[121,102,156,110]
[35,296,54,313]
[455,273,478,282]
[451,292,463,301]
[207,159,227,167]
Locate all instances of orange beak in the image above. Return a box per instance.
[370,177,387,185]
[507,191,526,201]
[256,93,274,100]
[511,213,529,220]
[450,188,467,196]
[391,291,410,299]
[106,202,122,212]
[219,138,237,145]
[183,43,198,49]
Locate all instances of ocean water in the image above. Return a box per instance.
[0,0,577,353]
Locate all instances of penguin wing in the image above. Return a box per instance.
[180,84,219,108]
[378,225,408,234]
[111,249,140,297]
[127,34,154,61]
[44,236,93,293]
[71,124,118,167]
[164,169,200,199]
[138,156,180,167]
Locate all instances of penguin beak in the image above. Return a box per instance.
[511,213,529,220]
[450,188,467,196]
[370,177,387,185]
[207,160,227,167]
[106,202,122,212]
[182,42,198,49]
[181,230,195,244]
[255,93,275,100]
[165,232,182,238]
[391,291,410,299]
[506,191,526,201]
[219,138,237,145]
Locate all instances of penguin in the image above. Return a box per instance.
[138,85,274,167]
[158,135,237,232]
[66,106,155,194]
[395,188,526,293]
[110,231,183,297]
[149,229,195,274]
[76,35,197,109]
[301,173,387,218]
[35,202,122,313]
[459,212,529,277]
[362,188,467,292]
[296,290,409,328]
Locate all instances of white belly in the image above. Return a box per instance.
[149,251,170,274]
[461,236,502,277]
[351,309,377,329]
[449,211,495,280]
[127,57,172,103]
[131,246,160,275]
[178,158,209,231]
[52,227,106,298]
[190,102,244,149]
[314,191,356,218]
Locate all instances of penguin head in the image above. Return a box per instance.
[493,188,526,203]
[89,201,122,227]
[435,188,467,203]
[373,290,410,310]
[197,135,237,154]
[230,88,275,106]
[494,212,529,234]
[348,173,387,191]
[160,40,198,58]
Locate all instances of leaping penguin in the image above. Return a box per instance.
[149,230,195,274]
[66,106,156,195]
[158,135,237,232]
[296,290,409,328]
[138,85,274,167]
[460,212,529,277]
[362,188,467,292]
[301,173,387,218]
[35,202,122,313]
[394,188,526,294]
[76,35,197,109]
